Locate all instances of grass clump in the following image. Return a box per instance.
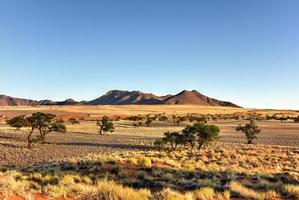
[83,180,151,200]
[193,187,215,200]
[158,188,192,200]
[283,184,299,199]
[229,181,260,199]
[141,158,152,168]
[127,158,138,165]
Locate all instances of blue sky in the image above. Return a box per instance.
[0,0,299,109]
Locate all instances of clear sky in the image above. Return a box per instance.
[0,0,299,109]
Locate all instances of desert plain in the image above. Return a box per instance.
[0,105,298,200]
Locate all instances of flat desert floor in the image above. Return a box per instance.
[0,118,299,166]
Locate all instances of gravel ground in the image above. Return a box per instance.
[0,120,298,166]
[0,130,154,166]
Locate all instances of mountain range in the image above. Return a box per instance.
[0,90,240,107]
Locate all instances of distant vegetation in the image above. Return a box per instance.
[68,118,80,125]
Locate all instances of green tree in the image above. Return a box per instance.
[97,116,115,135]
[236,119,261,144]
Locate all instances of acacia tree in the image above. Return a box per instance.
[97,116,115,135]
[236,119,261,144]
[27,112,66,144]
[7,112,66,149]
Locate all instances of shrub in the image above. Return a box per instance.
[144,115,155,127]
[175,116,186,126]
[158,115,168,122]
[68,118,80,125]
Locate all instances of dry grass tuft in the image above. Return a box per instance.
[79,180,151,200]
[229,181,260,199]
[158,188,192,200]
[193,187,215,200]
[140,157,152,168]
[283,184,299,199]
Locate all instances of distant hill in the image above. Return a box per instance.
[0,95,79,106]
[0,90,240,107]
[0,95,37,106]
[163,90,239,107]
